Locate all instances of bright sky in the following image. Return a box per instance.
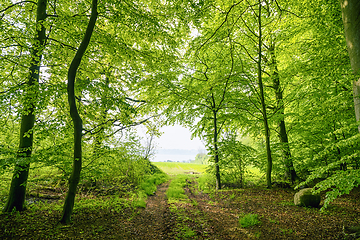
[156,124,205,150]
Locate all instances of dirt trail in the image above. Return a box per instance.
[128,177,360,240]
[127,181,176,239]
[1,176,359,239]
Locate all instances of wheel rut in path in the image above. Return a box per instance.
[127,181,176,239]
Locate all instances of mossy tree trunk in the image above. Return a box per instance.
[340,1,360,132]
[3,0,47,212]
[60,0,98,224]
[269,43,297,183]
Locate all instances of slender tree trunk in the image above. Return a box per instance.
[213,109,221,190]
[3,0,47,212]
[269,44,297,183]
[60,0,98,224]
[340,1,360,132]
[257,1,272,189]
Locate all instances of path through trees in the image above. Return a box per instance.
[1,174,359,239]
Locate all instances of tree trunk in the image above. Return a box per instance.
[3,0,47,212]
[269,44,297,183]
[60,0,98,224]
[257,1,272,189]
[340,1,360,132]
[213,109,221,190]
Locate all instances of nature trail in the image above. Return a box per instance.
[127,181,176,239]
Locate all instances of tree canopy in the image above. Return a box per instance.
[0,0,359,223]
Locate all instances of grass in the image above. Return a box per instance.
[133,191,148,208]
[166,175,188,201]
[152,162,207,175]
[239,213,261,228]
[178,225,196,238]
[140,173,168,195]
[197,174,215,193]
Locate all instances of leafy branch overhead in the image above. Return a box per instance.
[0,0,359,228]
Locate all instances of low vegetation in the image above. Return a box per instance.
[239,213,262,228]
[1,162,360,239]
[166,174,188,201]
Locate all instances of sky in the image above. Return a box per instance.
[156,124,205,150]
[139,124,206,162]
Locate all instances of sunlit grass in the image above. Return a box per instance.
[166,174,188,201]
[152,162,207,175]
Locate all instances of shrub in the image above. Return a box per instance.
[197,174,216,193]
[140,173,168,196]
[133,192,147,208]
[239,214,261,228]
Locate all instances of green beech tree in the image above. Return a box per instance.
[3,0,47,212]
[267,42,297,183]
[60,0,98,224]
[340,1,360,131]
[255,0,273,188]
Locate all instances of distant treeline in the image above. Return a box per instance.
[190,153,210,165]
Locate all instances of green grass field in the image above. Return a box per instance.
[153,162,263,182]
[152,162,208,175]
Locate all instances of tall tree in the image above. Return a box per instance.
[267,42,297,183]
[256,0,273,188]
[60,0,98,224]
[340,0,360,132]
[3,0,47,212]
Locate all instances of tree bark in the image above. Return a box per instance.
[60,0,98,224]
[3,0,47,212]
[213,109,221,190]
[269,44,297,183]
[340,0,360,132]
[257,1,273,189]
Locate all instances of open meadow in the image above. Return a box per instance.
[152,162,208,175]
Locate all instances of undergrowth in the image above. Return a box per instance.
[136,172,168,208]
[166,175,188,201]
[239,213,261,228]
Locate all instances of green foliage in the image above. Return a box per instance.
[192,153,210,165]
[166,187,187,200]
[239,214,261,228]
[177,225,196,238]
[0,0,358,215]
[133,191,147,208]
[197,174,216,193]
[302,169,360,209]
[140,173,168,196]
[166,175,188,201]
[217,132,257,188]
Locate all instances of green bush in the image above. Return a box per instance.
[239,214,261,228]
[133,191,147,208]
[197,174,216,193]
[140,173,168,196]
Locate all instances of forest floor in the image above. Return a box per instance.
[1,175,360,239]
